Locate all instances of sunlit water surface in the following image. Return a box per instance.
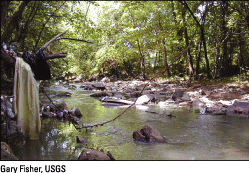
[10,88,249,160]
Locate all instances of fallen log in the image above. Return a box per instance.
[101,97,134,105]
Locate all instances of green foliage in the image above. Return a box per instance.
[1,1,249,80]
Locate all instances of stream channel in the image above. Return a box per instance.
[10,85,249,160]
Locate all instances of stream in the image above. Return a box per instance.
[9,86,249,160]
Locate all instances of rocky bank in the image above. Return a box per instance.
[60,78,249,118]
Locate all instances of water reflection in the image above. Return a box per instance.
[10,89,249,160]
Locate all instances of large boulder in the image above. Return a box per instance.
[232,100,249,107]
[133,130,146,142]
[78,149,115,161]
[226,100,249,117]
[133,124,167,143]
[140,124,166,143]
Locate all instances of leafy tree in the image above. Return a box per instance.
[1,1,248,81]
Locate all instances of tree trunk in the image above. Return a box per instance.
[137,39,145,78]
[220,1,230,77]
[182,7,194,75]
[153,51,158,72]
[237,25,245,72]
[179,1,212,78]
[1,1,11,27]
[162,40,171,77]
[213,46,220,78]
[200,26,211,78]
[195,40,202,78]
[1,1,30,43]
[17,1,39,45]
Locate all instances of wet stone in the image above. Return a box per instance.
[78,149,112,161]
[133,124,167,143]
[92,82,106,90]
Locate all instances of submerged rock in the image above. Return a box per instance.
[78,149,115,161]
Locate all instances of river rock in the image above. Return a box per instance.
[1,111,23,139]
[76,136,90,144]
[226,104,249,117]
[69,107,83,118]
[100,77,110,82]
[112,92,126,99]
[181,93,191,101]
[172,89,184,100]
[55,102,68,111]
[56,92,72,97]
[42,111,53,118]
[80,84,94,90]
[136,94,154,105]
[133,130,146,142]
[179,101,191,107]
[90,91,110,97]
[192,99,206,108]
[199,89,206,95]
[92,82,106,90]
[140,124,166,142]
[78,149,112,160]
[129,91,142,98]
[158,99,176,107]
[133,124,166,143]
[107,151,116,160]
[68,114,83,126]
[232,100,249,107]
[1,142,18,160]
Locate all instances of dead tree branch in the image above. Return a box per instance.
[41,30,68,50]
[58,37,94,44]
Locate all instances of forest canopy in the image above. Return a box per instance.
[1,1,249,81]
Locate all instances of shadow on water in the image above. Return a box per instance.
[9,89,249,160]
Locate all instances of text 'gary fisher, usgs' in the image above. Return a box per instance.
[1,165,66,173]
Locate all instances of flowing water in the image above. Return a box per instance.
[10,87,249,160]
